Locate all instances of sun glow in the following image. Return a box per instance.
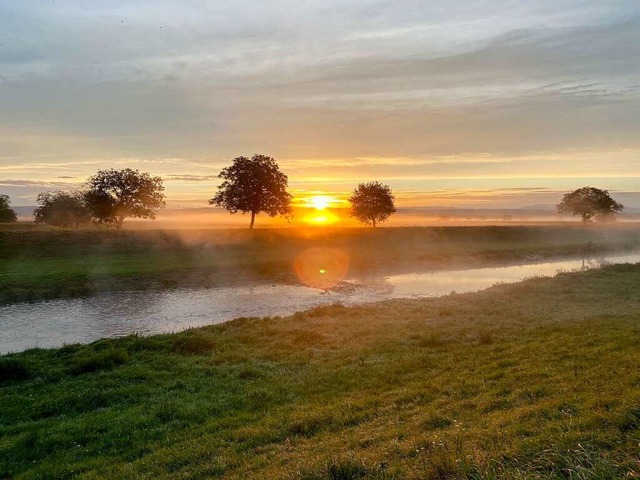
[304,211,340,225]
[309,195,332,210]
[297,193,343,225]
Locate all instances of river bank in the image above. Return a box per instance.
[3,250,640,354]
[1,264,639,478]
[2,224,640,305]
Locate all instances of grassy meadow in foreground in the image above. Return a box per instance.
[1,264,639,479]
[2,224,640,304]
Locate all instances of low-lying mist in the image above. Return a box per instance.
[3,223,640,305]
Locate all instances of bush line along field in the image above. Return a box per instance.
[2,224,640,304]
[1,264,639,479]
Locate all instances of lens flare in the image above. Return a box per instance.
[294,247,349,289]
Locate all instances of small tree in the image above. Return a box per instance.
[0,194,18,223]
[209,154,292,229]
[349,181,396,227]
[84,169,165,228]
[34,191,92,229]
[557,187,623,224]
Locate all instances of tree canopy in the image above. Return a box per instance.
[349,181,396,227]
[209,154,292,229]
[34,191,92,229]
[557,186,623,224]
[84,169,165,228]
[0,194,18,223]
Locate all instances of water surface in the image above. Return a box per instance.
[1,252,639,354]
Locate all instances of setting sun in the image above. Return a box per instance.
[298,194,344,225]
[309,195,332,210]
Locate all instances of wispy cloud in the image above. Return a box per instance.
[1,1,639,206]
[0,179,78,188]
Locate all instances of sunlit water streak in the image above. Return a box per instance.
[2,252,640,354]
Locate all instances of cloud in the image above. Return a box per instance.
[0,1,639,205]
[0,178,80,203]
[0,179,78,188]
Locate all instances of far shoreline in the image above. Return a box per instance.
[2,224,640,305]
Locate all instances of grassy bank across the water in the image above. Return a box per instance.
[1,264,639,479]
[2,224,640,304]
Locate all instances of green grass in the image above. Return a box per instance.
[1,264,639,478]
[2,224,640,304]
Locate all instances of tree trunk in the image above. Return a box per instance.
[249,211,256,230]
[116,217,125,229]
[372,218,377,228]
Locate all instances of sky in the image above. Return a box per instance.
[1,0,639,209]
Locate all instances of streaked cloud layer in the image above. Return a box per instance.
[1,1,639,206]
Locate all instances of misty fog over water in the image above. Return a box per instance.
[2,252,640,354]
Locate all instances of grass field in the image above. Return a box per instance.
[1,264,639,479]
[2,224,640,304]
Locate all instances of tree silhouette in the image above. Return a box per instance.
[557,187,623,224]
[84,169,165,228]
[209,154,292,229]
[349,181,396,227]
[0,194,17,223]
[34,191,92,229]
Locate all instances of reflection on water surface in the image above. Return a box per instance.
[1,252,639,353]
